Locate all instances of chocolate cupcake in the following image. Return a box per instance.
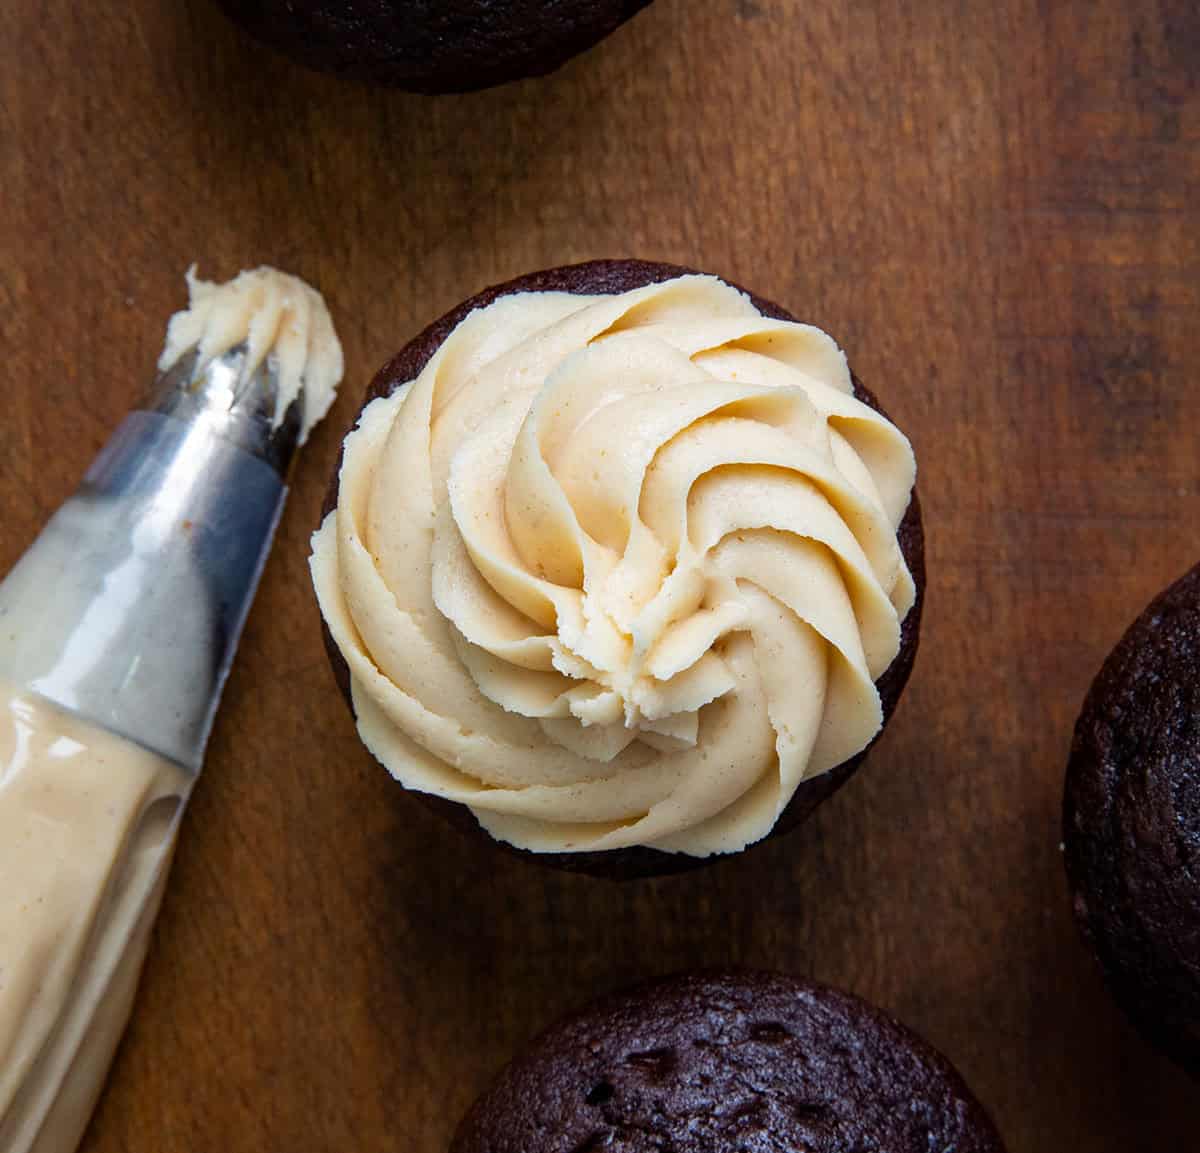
[1064,562,1200,1074]
[311,260,925,879]
[214,0,653,92]
[452,971,1005,1153]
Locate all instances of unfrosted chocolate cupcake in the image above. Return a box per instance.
[214,0,654,92]
[1064,562,1200,1074]
[311,259,925,879]
[452,971,1005,1153]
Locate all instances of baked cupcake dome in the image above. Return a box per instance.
[314,259,925,880]
[452,971,1005,1153]
[213,0,654,92]
[1064,562,1200,1074]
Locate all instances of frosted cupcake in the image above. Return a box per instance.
[311,260,924,878]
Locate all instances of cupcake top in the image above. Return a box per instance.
[1064,561,1200,1072]
[215,0,654,93]
[452,971,1006,1153]
[311,274,916,856]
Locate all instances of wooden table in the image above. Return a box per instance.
[3,2,1197,1149]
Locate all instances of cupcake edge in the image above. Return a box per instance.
[1063,561,1200,1075]
[319,259,925,880]
[451,969,1005,1153]
[214,0,655,93]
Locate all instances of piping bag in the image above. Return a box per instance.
[0,266,344,1152]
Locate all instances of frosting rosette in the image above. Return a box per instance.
[311,273,917,857]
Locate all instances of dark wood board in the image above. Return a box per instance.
[2,1,1198,1149]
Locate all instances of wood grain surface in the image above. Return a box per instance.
[2,2,1198,1150]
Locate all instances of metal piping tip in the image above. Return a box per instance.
[146,343,304,477]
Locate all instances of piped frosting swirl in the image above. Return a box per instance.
[311,274,916,856]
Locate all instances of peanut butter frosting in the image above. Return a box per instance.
[159,265,343,445]
[311,275,916,856]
